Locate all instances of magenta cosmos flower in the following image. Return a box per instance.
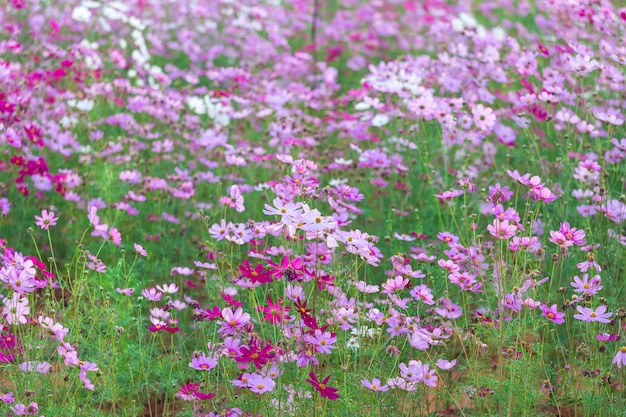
[306,372,340,400]
[540,304,565,325]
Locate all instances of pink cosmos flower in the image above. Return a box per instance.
[156,283,179,294]
[6,268,36,294]
[87,206,108,239]
[381,276,409,294]
[540,304,565,325]
[571,274,602,296]
[472,104,496,131]
[189,353,218,371]
[34,210,58,230]
[435,298,463,319]
[141,287,162,301]
[573,305,612,323]
[436,359,457,370]
[0,391,14,404]
[108,227,122,247]
[218,307,250,335]
[116,287,134,296]
[487,219,517,239]
[362,378,389,392]
[11,402,39,415]
[2,292,29,325]
[612,346,626,369]
[304,329,337,354]
[248,373,276,394]
[420,363,439,387]
[410,284,435,305]
[434,189,463,203]
[355,280,379,293]
[134,243,148,257]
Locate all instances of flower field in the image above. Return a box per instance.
[1,0,626,416]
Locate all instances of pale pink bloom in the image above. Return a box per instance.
[612,346,626,369]
[573,305,612,323]
[3,292,29,325]
[34,209,59,230]
[362,378,389,392]
[355,281,379,293]
[487,219,517,239]
[472,104,496,131]
[141,287,162,301]
[134,243,148,257]
[304,329,337,354]
[218,307,250,335]
[436,359,457,370]
[156,283,179,294]
[248,373,276,394]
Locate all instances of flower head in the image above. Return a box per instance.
[362,378,389,392]
[34,210,59,230]
[306,372,339,400]
[540,304,565,325]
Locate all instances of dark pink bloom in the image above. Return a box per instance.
[306,372,340,400]
[540,304,565,325]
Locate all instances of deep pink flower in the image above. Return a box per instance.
[258,296,292,325]
[235,340,275,369]
[238,260,273,284]
[306,372,340,400]
[540,304,565,325]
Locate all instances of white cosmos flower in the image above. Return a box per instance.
[371,114,389,127]
[72,6,92,22]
